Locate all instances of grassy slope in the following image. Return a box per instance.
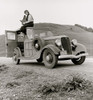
[0,35,6,57]
[0,23,93,56]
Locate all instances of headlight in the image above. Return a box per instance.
[55,39,61,46]
[71,39,77,45]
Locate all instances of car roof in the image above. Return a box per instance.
[44,35,68,40]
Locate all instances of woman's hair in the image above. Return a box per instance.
[24,10,29,14]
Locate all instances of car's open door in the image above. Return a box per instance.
[5,30,17,57]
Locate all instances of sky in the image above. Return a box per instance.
[0,0,93,35]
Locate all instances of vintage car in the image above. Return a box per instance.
[5,27,88,68]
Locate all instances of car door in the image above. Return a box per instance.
[5,30,17,57]
[24,39,33,57]
[24,28,35,57]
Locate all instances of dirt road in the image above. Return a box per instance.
[0,57,93,80]
[0,57,93,100]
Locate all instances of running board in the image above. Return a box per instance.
[58,53,88,59]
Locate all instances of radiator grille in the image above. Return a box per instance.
[61,37,72,54]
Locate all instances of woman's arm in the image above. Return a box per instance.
[23,14,34,24]
[20,15,27,25]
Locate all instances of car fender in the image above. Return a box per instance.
[42,44,61,55]
[33,36,45,51]
[72,43,87,55]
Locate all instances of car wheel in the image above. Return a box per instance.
[43,49,58,68]
[12,55,20,65]
[71,55,86,65]
[12,49,20,65]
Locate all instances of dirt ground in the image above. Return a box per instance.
[0,57,93,100]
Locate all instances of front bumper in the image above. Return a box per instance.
[58,53,88,59]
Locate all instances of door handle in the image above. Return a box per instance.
[6,43,8,46]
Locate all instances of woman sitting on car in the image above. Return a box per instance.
[17,10,34,35]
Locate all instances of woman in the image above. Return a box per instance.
[17,10,34,34]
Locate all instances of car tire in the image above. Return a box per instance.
[12,48,20,65]
[71,52,86,65]
[43,49,58,68]
[12,56,20,65]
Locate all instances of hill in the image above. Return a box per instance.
[75,24,93,33]
[0,23,93,56]
[0,35,6,57]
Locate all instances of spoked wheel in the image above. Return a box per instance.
[71,52,86,65]
[43,49,58,68]
[12,55,20,65]
[12,49,20,65]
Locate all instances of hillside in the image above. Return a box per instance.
[0,23,93,56]
[0,35,6,57]
[75,24,93,32]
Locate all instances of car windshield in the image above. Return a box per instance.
[39,31,53,38]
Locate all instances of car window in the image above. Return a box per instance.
[40,32,46,37]
[40,31,53,37]
[7,32,16,40]
[47,31,53,37]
